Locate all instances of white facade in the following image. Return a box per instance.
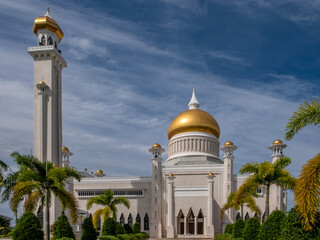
[29,10,287,239]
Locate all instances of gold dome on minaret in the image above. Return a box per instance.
[167,88,220,140]
[33,8,64,41]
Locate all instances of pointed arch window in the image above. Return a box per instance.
[120,213,125,225]
[187,208,195,234]
[144,213,149,230]
[197,210,204,234]
[245,212,250,221]
[236,212,241,220]
[128,213,133,226]
[40,35,45,46]
[136,213,141,230]
[177,210,184,234]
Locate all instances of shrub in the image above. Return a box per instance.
[52,214,75,239]
[124,224,132,233]
[233,218,245,238]
[12,212,44,240]
[102,218,117,236]
[99,236,120,240]
[134,232,148,240]
[132,222,140,234]
[0,216,11,236]
[57,238,75,240]
[224,224,234,234]
[243,217,260,240]
[258,210,286,240]
[214,233,233,240]
[81,216,98,240]
[281,208,320,240]
[116,222,125,235]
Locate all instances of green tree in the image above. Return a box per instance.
[123,224,132,234]
[9,152,81,240]
[132,222,140,234]
[87,189,130,229]
[102,218,116,236]
[234,157,295,217]
[220,192,261,220]
[224,223,233,234]
[81,216,97,240]
[52,214,75,239]
[232,218,245,238]
[12,212,44,240]
[285,97,320,140]
[243,217,260,240]
[258,210,286,240]
[115,222,125,235]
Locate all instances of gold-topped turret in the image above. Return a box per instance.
[33,8,64,42]
[272,139,283,145]
[224,141,234,146]
[61,146,69,152]
[152,143,162,149]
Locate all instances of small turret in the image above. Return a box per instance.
[268,139,287,163]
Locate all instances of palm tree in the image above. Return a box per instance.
[220,192,261,220]
[285,97,320,140]
[87,189,130,229]
[285,97,320,231]
[234,157,295,217]
[9,152,81,240]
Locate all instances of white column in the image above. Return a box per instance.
[195,216,198,235]
[167,174,175,238]
[207,173,215,237]
[184,216,187,235]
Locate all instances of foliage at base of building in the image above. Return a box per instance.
[11,212,44,240]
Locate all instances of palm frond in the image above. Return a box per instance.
[239,163,259,174]
[285,97,320,140]
[234,176,260,204]
[92,209,103,229]
[86,196,107,210]
[274,157,291,169]
[1,171,19,203]
[24,190,42,212]
[244,195,261,219]
[51,186,79,223]
[102,206,111,221]
[113,197,130,209]
[294,153,320,231]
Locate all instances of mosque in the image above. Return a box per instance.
[28,9,288,238]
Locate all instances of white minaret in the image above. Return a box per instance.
[28,8,67,229]
[149,143,165,238]
[268,139,287,212]
[220,141,237,224]
[28,8,66,167]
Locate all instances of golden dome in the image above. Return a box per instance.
[273,139,283,145]
[61,146,69,152]
[39,81,47,85]
[167,109,220,140]
[224,141,234,146]
[96,169,103,174]
[33,11,63,41]
[152,143,161,149]
[168,173,174,177]
[208,172,214,176]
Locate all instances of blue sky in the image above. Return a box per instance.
[0,0,319,219]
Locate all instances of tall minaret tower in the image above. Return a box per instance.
[28,8,66,167]
[220,141,237,224]
[149,143,165,238]
[268,139,287,212]
[28,8,67,227]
